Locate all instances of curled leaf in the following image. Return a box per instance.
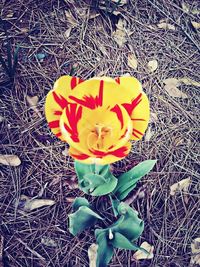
[113,19,128,47]
[157,22,175,30]
[65,10,77,27]
[170,178,191,196]
[75,162,117,196]
[88,243,98,267]
[41,237,57,248]
[26,95,42,117]
[128,54,138,70]
[147,59,158,72]
[190,237,200,265]
[144,127,154,141]
[64,28,72,38]
[95,203,144,267]
[69,197,103,236]
[163,78,188,98]
[133,241,154,260]
[0,154,21,166]
[191,21,200,29]
[19,195,55,211]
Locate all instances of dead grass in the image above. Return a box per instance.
[0,0,200,266]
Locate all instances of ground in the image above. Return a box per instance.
[0,0,200,266]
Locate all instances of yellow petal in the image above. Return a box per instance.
[45,75,83,140]
[69,142,132,165]
[68,77,134,109]
[115,77,150,140]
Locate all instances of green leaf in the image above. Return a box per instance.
[109,196,120,217]
[69,206,103,236]
[111,232,140,250]
[95,230,114,267]
[114,160,157,200]
[75,161,117,196]
[72,197,90,211]
[91,174,117,196]
[112,202,144,241]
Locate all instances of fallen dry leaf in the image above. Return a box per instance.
[111,0,127,5]
[88,243,98,267]
[6,11,14,18]
[157,22,176,30]
[163,78,188,99]
[147,59,158,72]
[0,115,4,122]
[19,195,55,211]
[144,127,154,141]
[0,154,21,166]
[65,10,78,27]
[150,112,158,123]
[191,8,200,15]
[132,241,154,260]
[62,147,69,156]
[128,54,138,70]
[191,21,200,29]
[26,95,42,117]
[190,237,200,265]
[179,77,200,87]
[27,95,38,106]
[41,237,57,248]
[113,19,128,47]
[170,178,191,196]
[181,2,189,13]
[64,28,72,38]
[113,29,127,47]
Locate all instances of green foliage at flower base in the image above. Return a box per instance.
[95,202,145,267]
[69,197,103,236]
[71,159,157,266]
[75,162,118,196]
[114,159,157,200]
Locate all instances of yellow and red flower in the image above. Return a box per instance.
[45,76,149,164]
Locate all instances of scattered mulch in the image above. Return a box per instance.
[0,0,200,266]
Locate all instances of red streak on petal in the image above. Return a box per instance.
[110,146,129,157]
[108,145,114,150]
[70,77,77,90]
[111,105,124,129]
[56,132,62,137]
[54,110,62,115]
[79,78,84,84]
[52,91,68,109]
[69,80,104,109]
[89,146,129,158]
[122,93,142,116]
[119,128,128,139]
[133,128,143,135]
[115,77,120,84]
[49,120,59,128]
[64,104,82,142]
[70,153,89,160]
[132,132,140,139]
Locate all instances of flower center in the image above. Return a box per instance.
[87,123,112,151]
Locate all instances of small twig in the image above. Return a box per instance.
[16,238,46,262]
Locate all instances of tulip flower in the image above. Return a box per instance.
[45,76,149,164]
